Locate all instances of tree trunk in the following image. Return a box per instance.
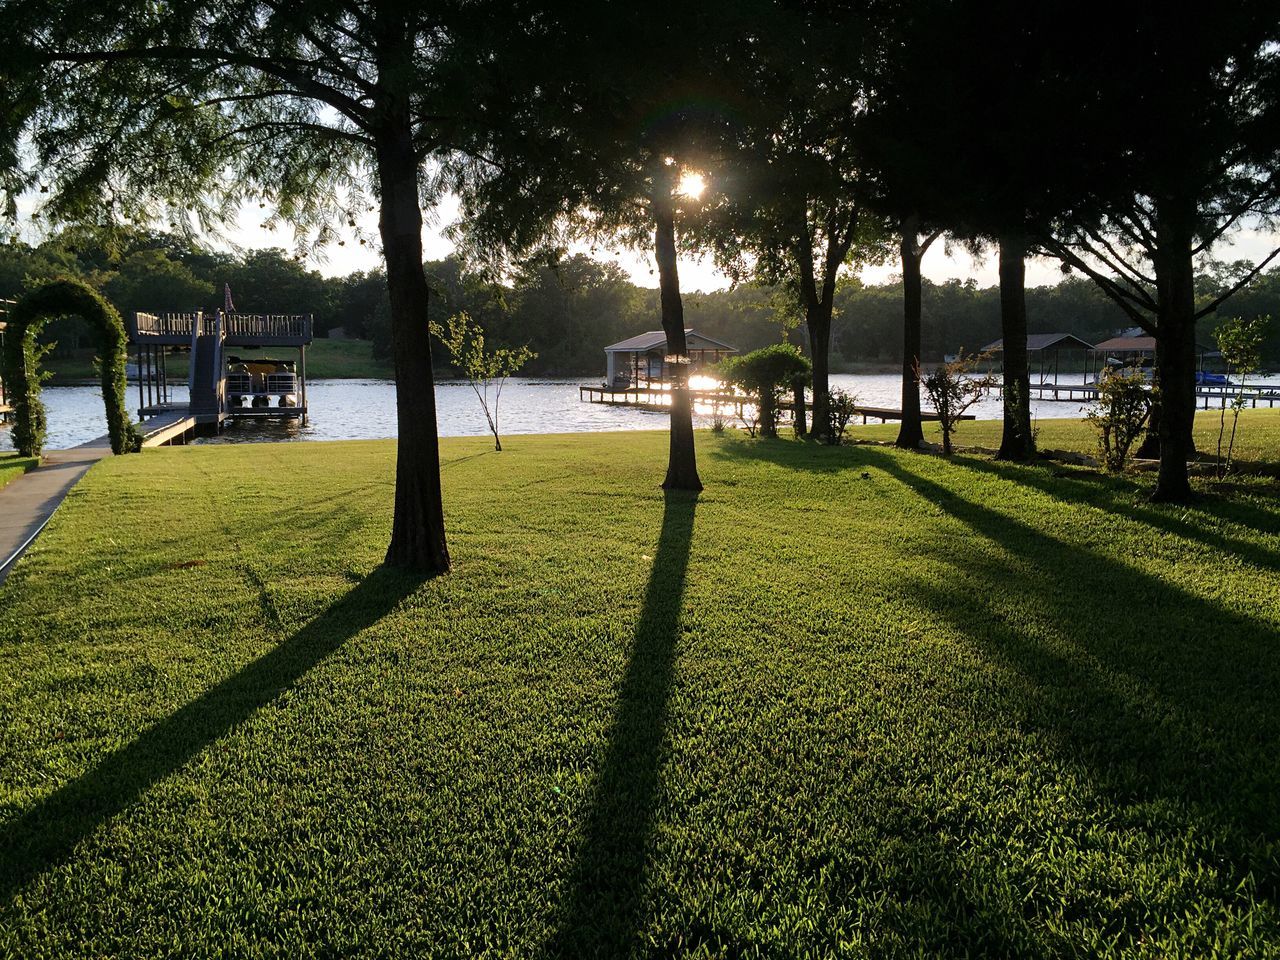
[1151,198,1197,502]
[1136,388,1162,459]
[807,305,831,442]
[792,380,807,437]
[653,187,702,492]
[896,223,925,449]
[376,123,450,574]
[996,231,1035,460]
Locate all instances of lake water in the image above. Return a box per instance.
[5,374,1280,451]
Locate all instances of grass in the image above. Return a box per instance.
[1,431,1279,957]
[0,452,38,491]
[853,407,1280,465]
[43,338,393,383]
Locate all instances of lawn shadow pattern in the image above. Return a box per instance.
[951,455,1280,572]
[543,492,697,958]
[0,567,424,904]
[855,449,1280,904]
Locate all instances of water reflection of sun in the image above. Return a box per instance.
[688,373,722,392]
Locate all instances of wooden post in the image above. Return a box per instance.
[300,344,308,426]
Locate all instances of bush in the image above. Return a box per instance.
[915,351,995,455]
[1086,368,1153,472]
[1,278,138,458]
[1213,314,1269,476]
[719,343,811,439]
[825,388,858,445]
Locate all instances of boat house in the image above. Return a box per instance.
[603,329,737,388]
[981,332,1096,384]
[127,308,313,441]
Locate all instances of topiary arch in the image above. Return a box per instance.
[0,278,141,458]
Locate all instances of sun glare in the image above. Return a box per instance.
[676,171,707,199]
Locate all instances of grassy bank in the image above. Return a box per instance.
[0,452,38,491]
[43,338,394,383]
[853,406,1280,466]
[2,432,1279,956]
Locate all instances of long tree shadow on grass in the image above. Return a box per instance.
[0,567,424,903]
[701,442,1280,947]
[543,492,697,958]
[950,455,1280,570]
[852,448,1280,880]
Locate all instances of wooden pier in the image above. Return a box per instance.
[137,407,199,447]
[988,379,1280,409]
[579,384,750,413]
[579,385,970,424]
[849,405,975,424]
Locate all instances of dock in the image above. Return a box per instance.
[988,380,1280,409]
[579,384,750,413]
[849,405,975,424]
[579,385,970,425]
[135,406,199,447]
[129,309,312,442]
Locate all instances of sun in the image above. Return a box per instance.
[676,171,707,200]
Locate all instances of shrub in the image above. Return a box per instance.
[709,404,728,433]
[825,388,858,445]
[430,312,534,451]
[914,351,994,455]
[1086,368,1153,472]
[1213,314,1269,476]
[719,343,811,439]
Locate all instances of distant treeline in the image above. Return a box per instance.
[3,229,1277,376]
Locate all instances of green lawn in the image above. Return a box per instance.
[1,432,1279,957]
[0,452,38,491]
[854,406,1280,465]
[43,338,393,383]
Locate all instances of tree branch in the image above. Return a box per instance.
[1194,244,1280,319]
[1041,238,1155,333]
[38,46,371,127]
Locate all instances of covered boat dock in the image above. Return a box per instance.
[603,328,737,389]
[128,309,313,438]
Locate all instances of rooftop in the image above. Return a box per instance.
[604,329,737,353]
[981,333,1095,353]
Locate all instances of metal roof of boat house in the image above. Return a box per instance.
[981,333,1095,353]
[604,329,737,354]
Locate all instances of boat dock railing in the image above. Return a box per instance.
[134,311,205,340]
[224,313,310,341]
[579,385,969,424]
[132,311,311,346]
[988,379,1280,409]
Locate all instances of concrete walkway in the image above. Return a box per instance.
[0,442,111,586]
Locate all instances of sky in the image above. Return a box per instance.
[218,193,1070,289]
[220,196,1280,291]
[15,190,1280,291]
